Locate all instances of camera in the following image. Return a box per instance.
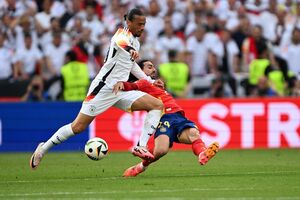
[32,85,40,91]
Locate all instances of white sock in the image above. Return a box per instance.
[41,123,74,153]
[139,162,147,170]
[138,110,162,147]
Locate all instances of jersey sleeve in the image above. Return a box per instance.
[123,79,150,92]
[113,28,136,52]
[131,62,155,83]
[123,82,138,91]
[135,79,151,91]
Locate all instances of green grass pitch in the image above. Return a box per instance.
[0,149,299,200]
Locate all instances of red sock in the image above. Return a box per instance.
[192,139,206,156]
[142,159,151,167]
[142,148,158,167]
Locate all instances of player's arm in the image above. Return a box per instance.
[131,62,154,82]
[113,81,139,94]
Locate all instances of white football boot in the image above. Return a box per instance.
[29,142,45,170]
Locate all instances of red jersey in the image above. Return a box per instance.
[123,79,184,115]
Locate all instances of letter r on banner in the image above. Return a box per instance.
[268,103,300,148]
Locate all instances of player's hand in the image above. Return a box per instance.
[153,79,164,89]
[129,49,139,61]
[113,81,124,95]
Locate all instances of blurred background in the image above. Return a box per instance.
[0,0,300,100]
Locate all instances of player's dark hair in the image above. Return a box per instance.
[124,8,144,21]
[127,59,150,82]
[137,59,149,70]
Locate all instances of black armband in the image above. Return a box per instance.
[124,46,136,53]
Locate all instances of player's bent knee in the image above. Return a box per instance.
[144,95,163,111]
[152,99,164,110]
[132,94,164,111]
[188,128,201,142]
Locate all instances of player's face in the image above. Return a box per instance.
[143,61,156,78]
[127,15,146,37]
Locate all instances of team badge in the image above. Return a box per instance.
[89,105,96,113]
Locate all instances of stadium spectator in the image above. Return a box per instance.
[0,12,17,49]
[209,77,226,98]
[252,76,278,97]
[102,0,127,34]
[265,56,297,96]
[217,28,240,96]
[242,24,267,71]
[81,1,105,44]
[155,17,185,63]
[291,78,300,96]
[231,16,251,67]
[82,0,103,20]
[144,0,164,41]
[50,0,66,18]
[71,28,101,78]
[259,0,278,43]
[159,50,191,98]
[67,16,85,45]
[12,33,43,80]
[164,0,186,33]
[44,32,70,79]
[273,6,288,47]
[34,0,53,34]
[245,0,268,25]
[0,0,37,17]
[60,50,90,102]
[64,0,86,32]
[22,75,46,102]
[285,27,300,77]
[0,32,14,80]
[247,41,270,96]
[15,15,39,50]
[204,11,220,33]
[184,10,203,38]
[139,30,158,65]
[186,25,211,76]
[216,0,241,31]
[40,17,71,48]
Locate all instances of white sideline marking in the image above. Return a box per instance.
[1,170,300,184]
[0,189,299,200]
[0,188,255,197]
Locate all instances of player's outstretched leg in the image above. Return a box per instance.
[123,162,146,177]
[131,146,154,161]
[199,142,219,165]
[29,142,45,170]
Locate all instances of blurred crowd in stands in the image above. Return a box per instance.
[0,0,300,102]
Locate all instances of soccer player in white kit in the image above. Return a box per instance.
[30,8,164,170]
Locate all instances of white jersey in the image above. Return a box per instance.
[93,28,151,89]
[81,28,153,116]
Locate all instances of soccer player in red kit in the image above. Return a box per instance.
[113,60,219,177]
